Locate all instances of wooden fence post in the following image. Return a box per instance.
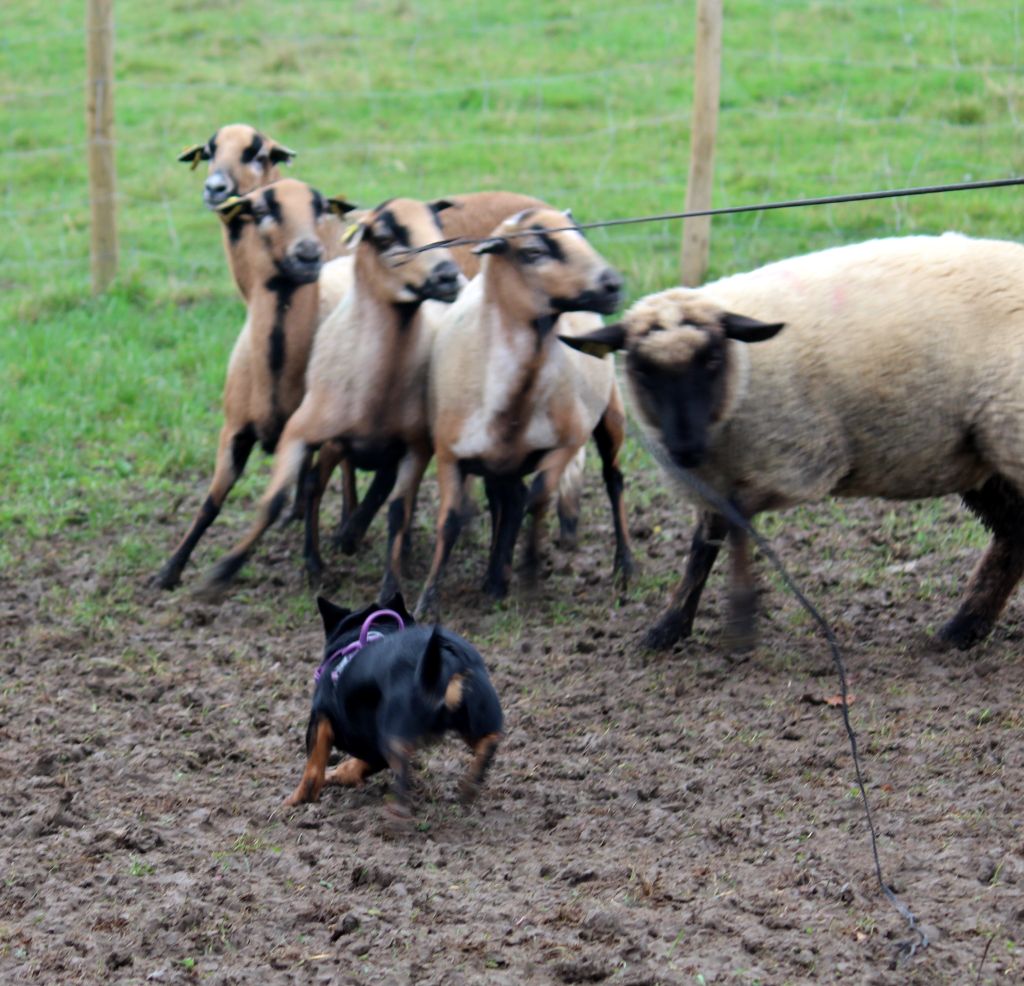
[87,0,117,293]
[680,0,722,287]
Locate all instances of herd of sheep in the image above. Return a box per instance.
[155,122,1024,651]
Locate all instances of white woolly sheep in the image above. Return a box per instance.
[562,233,1024,651]
[414,207,632,620]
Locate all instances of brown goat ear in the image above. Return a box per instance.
[472,237,510,256]
[327,196,359,218]
[215,196,252,225]
[559,322,627,358]
[178,143,209,169]
[722,313,785,343]
[267,142,297,165]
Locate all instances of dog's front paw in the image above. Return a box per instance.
[283,776,322,807]
[458,776,482,805]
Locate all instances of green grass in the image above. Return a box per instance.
[2,0,1023,562]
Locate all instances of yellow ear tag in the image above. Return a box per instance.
[342,223,362,244]
[218,197,246,223]
[189,154,201,171]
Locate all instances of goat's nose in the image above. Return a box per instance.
[432,261,460,285]
[598,268,623,296]
[294,238,323,264]
[204,173,230,194]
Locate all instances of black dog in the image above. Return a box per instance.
[284,593,503,814]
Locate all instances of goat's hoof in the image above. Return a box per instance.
[335,534,360,556]
[938,613,992,651]
[305,560,324,591]
[557,521,579,551]
[721,622,757,653]
[482,575,510,600]
[642,616,689,651]
[193,576,229,605]
[150,566,181,591]
[613,554,634,592]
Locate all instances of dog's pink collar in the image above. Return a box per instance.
[313,609,406,685]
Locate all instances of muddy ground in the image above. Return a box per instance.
[2,463,1022,985]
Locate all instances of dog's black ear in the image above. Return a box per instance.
[419,626,445,696]
[379,591,415,626]
[316,596,351,639]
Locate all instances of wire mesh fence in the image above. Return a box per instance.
[3,0,1024,301]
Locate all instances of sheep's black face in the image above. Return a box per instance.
[628,343,726,470]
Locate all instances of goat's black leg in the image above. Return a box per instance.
[593,405,634,587]
[482,475,527,599]
[335,465,398,555]
[153,425,255,589]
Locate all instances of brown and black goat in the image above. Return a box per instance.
[152,178,355,590]
[179,123,310,299]
[198,197,462,599]
[413,208,633,620]
[307,190,596,570]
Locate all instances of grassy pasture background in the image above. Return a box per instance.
[2,0,1024,565]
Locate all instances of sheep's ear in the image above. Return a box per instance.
[327,196,359,218]
[215,196,252,225]
[178,143,209,169]
[472,237,510,256]
[429,198,456,215]
[316,596,352,639]
[558,322,627,358]
[722,313,785,344]
[267,142,297,165]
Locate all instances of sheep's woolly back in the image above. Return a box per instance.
[626,234,1024,507]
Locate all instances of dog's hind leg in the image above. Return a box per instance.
[458,732,502,804]
[385,738,416,820]
[283,717,334,806]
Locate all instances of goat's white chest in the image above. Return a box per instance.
[449,333,564,460]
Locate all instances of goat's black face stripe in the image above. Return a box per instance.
[311,190,325,218]
[533,227,565,263]
[531,314,557,339]
[226,214,246,244]
[263,187,283,225]
[375,209,411,247]
[264,273,300,432]
[240,132,264,164]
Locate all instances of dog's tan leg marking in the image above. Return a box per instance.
[444,673,465,711]
[324,757,374,788]
[283,717,334,806]
[459,732,502,804]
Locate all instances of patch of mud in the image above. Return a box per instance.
[1,471,1021,984]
